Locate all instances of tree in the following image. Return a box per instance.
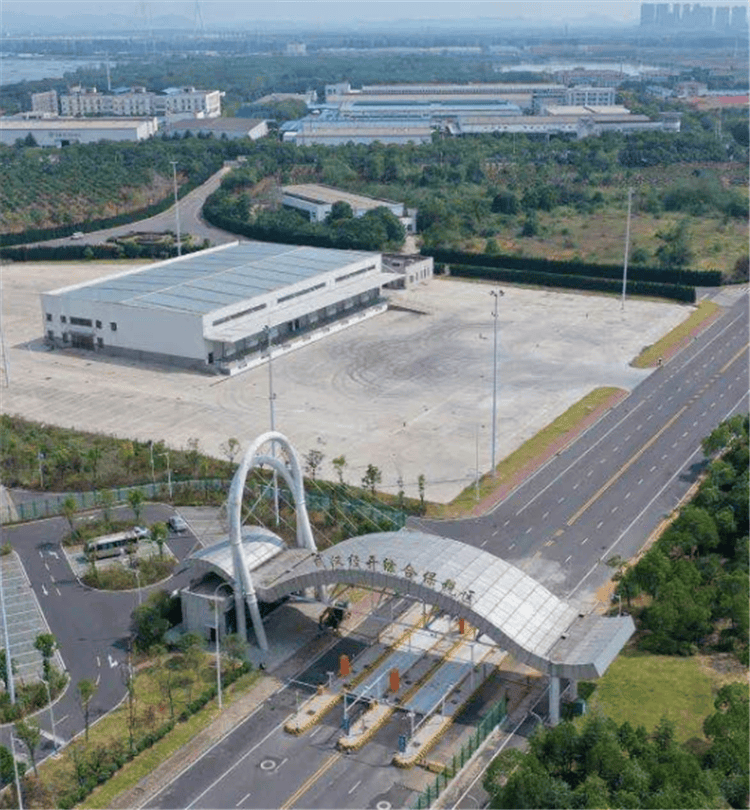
[97,489,116,529]
[127,488,145,524]
[703,683,749,808]
[332,455,347,485]
[222,633,247,670]
[14,719,40,777]
[77,678,97,742]
[219,437,241,463]
[417,474,426,515]
[361,464,382,495]
[491,190,518,215]
[149,521,168,558]
[325,200,353,223]
[132,589,173,651]
[655,218,694,270]
[61,495,78,539]
[0,651,17,694]
[33,633,56,684]
[304,449,324,480]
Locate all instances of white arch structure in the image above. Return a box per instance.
[227,431,318,650]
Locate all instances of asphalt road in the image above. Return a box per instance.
[26,166,238,249]
[138,294,749,810]
[417,294,749,608]
[1,504,199,755]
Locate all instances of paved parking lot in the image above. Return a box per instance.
[0,553,62,683]
[2,261,690,503]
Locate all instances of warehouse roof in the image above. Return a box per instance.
[282,184,404,211]
[44,241,380,317]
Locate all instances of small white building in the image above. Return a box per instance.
[60,86,222,118]
[282,184,417,233]
[40,240,400,375]
[0,117,158,146]
[162,117,268,140]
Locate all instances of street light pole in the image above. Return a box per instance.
[159,452,172,499]
[211,582,231,710]
[170,160,182,257]
[489,289,504,477]
[621,187,633,311]
[11,732,23,810]
[264,326,280,526]
[42,678,58,753]
[0,533,16,705]
[149,441,155,485]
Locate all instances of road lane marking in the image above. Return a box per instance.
[720,342,748,373]
[525,527,532,534]
[573,482,579,489]
[44,562,49,570]
[309,727,321,738]
[508,543,515,550]
[565,555,572,564]
[503,520,510,527]
[596,521,603,529]
[542,512,549,520]
[280,753,341,810]
[513,399,645,515]
[566,405,688,526]
[41,584,48,596]
[492,529,499,537]
[56,587,61,596]
[277,758,288,772]
[587,470,593,477]
[650,465,656,472]
[95,673,101,686]
[581,537,589,545]
[480,540,487,548]
[611,506,618,513]
[348,780,362,795]
[568,387,750,599]
[237,792,251,806]
[96,656,101,667]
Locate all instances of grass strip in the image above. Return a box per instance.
[431,386,624,519]
[631,299,720,368]
[581,648,718,743]
[79,670,259,810]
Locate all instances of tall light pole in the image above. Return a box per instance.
[489,289,504,477]
[149,441,155,485]
[211,582,231,710]
[170,160,182,257]
[264,326,280,526]
[11,732,22,809]
[42,677,58,752]
[0,530,15,705]
[621,187,633,311]
[159,452,172,499]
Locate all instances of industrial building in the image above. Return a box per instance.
[0,117,158,146]
[282,184,417,232]
[162,117,268,140]
[40,241,403,375]
[59,86,222,118]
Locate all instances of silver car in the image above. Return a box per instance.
[168,515,188,533]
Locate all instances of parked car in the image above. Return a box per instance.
[167,515,188,533]
[132,526,149,540]
[70,231,84,240]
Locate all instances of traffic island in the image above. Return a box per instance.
[337,702,394,751]
[284,689,342,735]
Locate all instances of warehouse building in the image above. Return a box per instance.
[0,116,158,146]
[282,184,417,232]
[40,241,399,375]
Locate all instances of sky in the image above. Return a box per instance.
[3,0,649,28]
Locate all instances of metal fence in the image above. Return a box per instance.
[412,698,507,810]
[306,490,406,529]
[7,479,228,523]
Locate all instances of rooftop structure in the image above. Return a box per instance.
[41,241,399,375]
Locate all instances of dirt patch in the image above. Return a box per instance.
[695,653,749,690]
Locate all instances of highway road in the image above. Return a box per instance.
[1,504,199,755]
[417,293,749,608]
[144,293,748,809]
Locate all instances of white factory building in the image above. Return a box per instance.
[60,86,222,119]
[40,241,404,375]
[0,117,158,146]
[282,184,417,232]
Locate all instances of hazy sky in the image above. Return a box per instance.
[5,0,649,26]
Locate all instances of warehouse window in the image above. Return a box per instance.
[47,330,54,341]
[70,317,92,327]
[212,302,266,327]
[96,320,102,329]
[110,322,117,332]
[335,264,375,283]
[60,315,67,323]
[97,338,103,348]
[46,313,52,322]
[278,282,326,304]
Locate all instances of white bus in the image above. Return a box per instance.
[86,531,138,560]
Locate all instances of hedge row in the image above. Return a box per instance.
[423,248,721,287]
[56,661,251,809]
[0,240,205,262]
[0,168,214,249]
[449,264,697,303]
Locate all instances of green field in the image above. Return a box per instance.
[583,648,729,743]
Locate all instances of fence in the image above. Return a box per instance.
[7,479,228,523]
[412,698,507,809]
[305,491,406,530]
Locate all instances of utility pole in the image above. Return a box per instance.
[489,289,504,477]
[264,326,279,526]
[621,187,633,311]
[170,161,182,257]
[0,530,15,705]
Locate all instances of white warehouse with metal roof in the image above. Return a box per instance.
[40,240,400,374]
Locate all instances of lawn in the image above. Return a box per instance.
[631,299,721,368]
[583,648,724,743]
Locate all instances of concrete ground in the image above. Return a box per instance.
[1,261,690,503]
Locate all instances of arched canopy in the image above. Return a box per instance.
[254,530,634,680]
